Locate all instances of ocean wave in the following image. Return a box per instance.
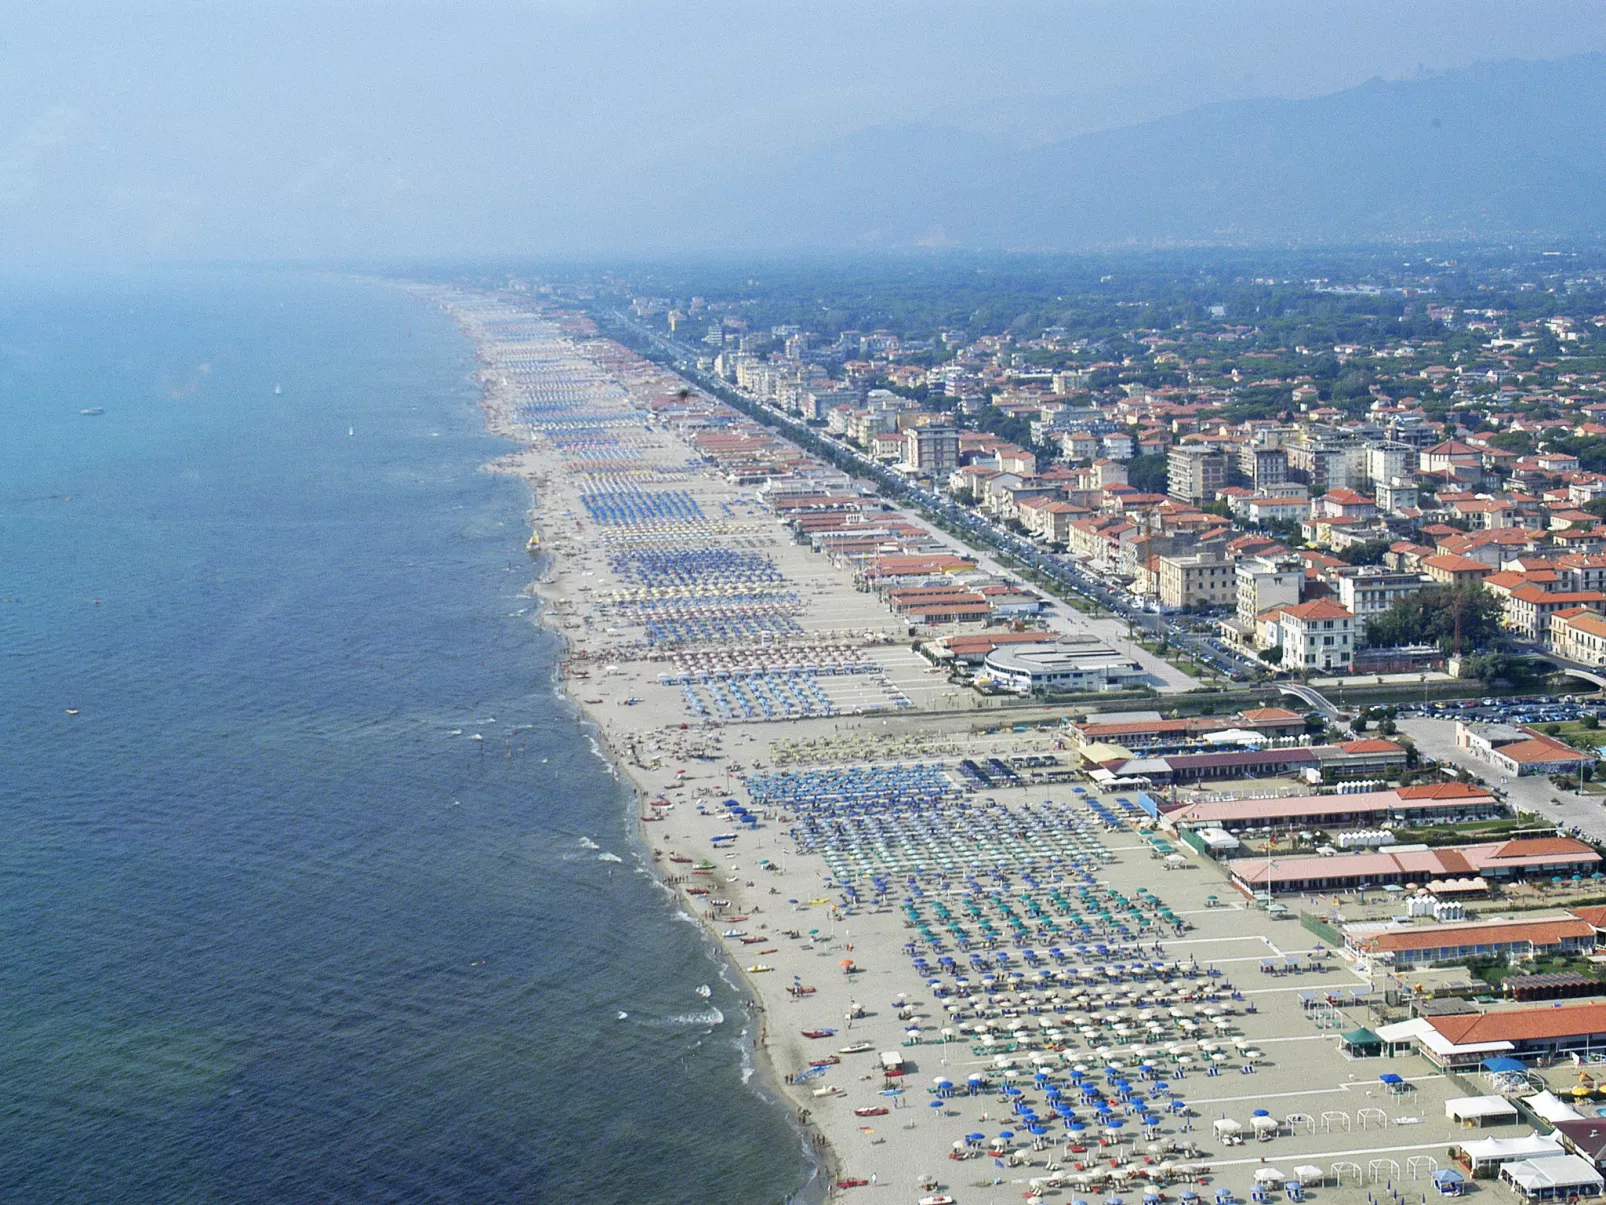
[577,836,600,851]
[655,1008,724,1028]
[597,852,622,863]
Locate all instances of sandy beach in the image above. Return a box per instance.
[416,286,1553,1205]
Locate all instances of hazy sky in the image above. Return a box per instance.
[5,0,1606,264]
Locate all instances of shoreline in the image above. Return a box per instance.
[440,295,835,1203]
[417,287,1512,1205]
[380,280,1593,1205]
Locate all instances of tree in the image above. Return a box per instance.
[1261,645,1283,665]
[1126,454,1169,495]
[1585,715,1600,731]
[1462,651,1515,685]
[1337,539,1391,566]
[1364,586,1504,653]
[1352,715,1368,734]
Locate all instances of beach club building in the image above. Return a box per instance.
[1163,783,1505,835]
[1349,915,1598,970]
[1068,707,1306,749]
[1400,1001,1606,1070]
[1226,836,1601,895]
[1108,738,1410,786]
[980,639,1146,694]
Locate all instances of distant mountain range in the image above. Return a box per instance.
[684,53,1606,250]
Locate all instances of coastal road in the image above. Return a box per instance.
[1399,716,1606,841]
[600,308,1211,693]
[881,498,1203,693]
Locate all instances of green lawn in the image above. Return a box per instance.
[1469,954,1604,988]
[1547,721,1606,751]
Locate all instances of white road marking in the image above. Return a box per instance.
[1204,1137,1455,1168]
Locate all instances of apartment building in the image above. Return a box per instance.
[904,425,959,474]
[1167,446,1226,505]
[1505,586,1606,640]
[1235,556,1303,625]
[1551,607,1606,666]
[1158,547,1236,610]
[1336,568,1433,618]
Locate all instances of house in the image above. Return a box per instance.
[1312,487,1379,520]
[1423,554,1494,587]
[1552,608,1606,666]
[1505,586,1606,640]
[1421,439,1484,474]
[1278,599,1357,673]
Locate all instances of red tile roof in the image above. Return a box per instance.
[1429,1000,1606,1046]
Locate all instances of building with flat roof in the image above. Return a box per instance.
[1167,446,1225,504]
[1158,548,1235,610]
[1336,568,1433,618]
[1236,556,1303,625]
[980,641,1145,694]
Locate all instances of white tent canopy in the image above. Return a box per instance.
[1501,1154,1605,1198]
[1446,1095,1520,1125]
[1524,1091,1586,1124]
[1461,1135,1566,1170]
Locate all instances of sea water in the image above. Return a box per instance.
[0,271,806,1203]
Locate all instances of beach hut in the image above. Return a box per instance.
[1432,1169,1465,1197]
[1338,1027,1383,1059]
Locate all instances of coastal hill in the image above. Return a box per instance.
[700,53,1606,250]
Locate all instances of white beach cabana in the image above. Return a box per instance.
[1500,1154,1605,1201]
[1524,1091,1586,1124]
[1460,1134,1566,1174]
[1445,1095,1519,1127]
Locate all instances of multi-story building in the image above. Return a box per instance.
[1336,568,1433,618]
[1506,586,1606,640]
[1167,446,1226,504]
[1238,445,1289,490]
[904,425,959,474]
[1284,434,1366,493]
[1363,441,1414,486]
[1235,556,1303,625]
[1158,547,1236,610]
[1375,476,1420,515]
[1278,599,1357,673]
[1551,607,1606,666]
